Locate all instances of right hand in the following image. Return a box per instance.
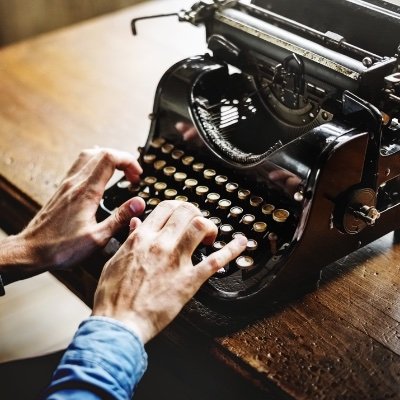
[92,201,247,343]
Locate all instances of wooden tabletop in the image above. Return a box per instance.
[0,1,399,399]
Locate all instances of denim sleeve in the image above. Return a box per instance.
[42,316,148,400]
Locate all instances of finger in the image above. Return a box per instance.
[64,148,97,177]
[194,235,247,282]
[169,215,217,255]
[83,148,143,190]
[129,217,142,233]
[141,200,185,231]
[98,196,146,237]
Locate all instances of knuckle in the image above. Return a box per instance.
[207,253,222,271]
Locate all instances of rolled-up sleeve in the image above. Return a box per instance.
[42,316,148,400]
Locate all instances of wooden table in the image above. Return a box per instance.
[1,1,399,398]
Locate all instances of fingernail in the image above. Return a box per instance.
[130,201,138,214]
[235,234,248,246]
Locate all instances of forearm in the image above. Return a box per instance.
[43,317,148,400]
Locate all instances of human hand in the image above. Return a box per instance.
[92,201,247,344]
[0,148,145,275]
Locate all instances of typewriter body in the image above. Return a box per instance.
[97,0,400,309]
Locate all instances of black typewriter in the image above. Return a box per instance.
[97,0,400,309]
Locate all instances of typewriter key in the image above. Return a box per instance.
[161,143,174,154]
[272,209,290,223]
[154,160,167,171]
[209,217,221,226]
[203,169,216,180]
[190,202,199,208]
[253,222,268,233]
[182,156,194,166]
[232,232,245,239]
[184,178,198,190]
[246,239,258,252]
[147,198,161,208]
[154,182,167,193]
[171,150,184,160]
[218,199,232,210]
[164,189,178,200]
[175,195,188,202]
[241,214,256,225]
[250,196,264,208]
[195,185,209,196]
[138,191,150,200]
[143,154,156,164]
[238,189,251,201]
[163,166,176,177]
[206,193,220,204]
[193,162,205,172]
[226,182,239,193]
[128,184,141,194]
[201,209,210,218]
[262,204,275,215]
[229,206,243,218]
[150,137,166,149]
[212,241,226,251]
[173,172,187,182]
[117,180,131,189]
[215,175,228,186]
[143,176,157,186]
[236,256,254,270]
[219,224,234,236]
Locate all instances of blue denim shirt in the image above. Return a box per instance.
[43,316,148,400]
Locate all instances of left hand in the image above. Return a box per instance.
[1,148,145,274]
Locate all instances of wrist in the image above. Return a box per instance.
[0,233,44,274]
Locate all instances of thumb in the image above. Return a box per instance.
[99,196,146,237]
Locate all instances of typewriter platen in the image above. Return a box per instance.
[97,0,400,309]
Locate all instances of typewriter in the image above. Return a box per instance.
[97,0,400,309]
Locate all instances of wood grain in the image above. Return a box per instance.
[0,1,399,398]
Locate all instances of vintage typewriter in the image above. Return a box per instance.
[97,0,400,309]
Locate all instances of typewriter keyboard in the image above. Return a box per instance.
[99,137,298,278]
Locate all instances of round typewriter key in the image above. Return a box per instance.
[154,160,167,171]
[147,198,161,207]
[250,196,264,207]
[262,204,275,215]
[117,180,131,189]
[164,188,178,200]
[203,169,216,180]
[238,189,251,201]
[212,241,226,251]
[232,231,245,239]
[163,166,176,177]
[154,182,167,192]
[193,162,205,172]
[236,256,254,270]
[201,209,210,218]
[128,184,141,194]
[253,222,268,233]
[138,191,150,200]
[209,217,221,226]
[143,176,157,186]
[161,143,174,154]
[229,206,243,218]
[150,137,166,149]
[143,154,156,164]
[171,150,184,160]
[215,175,228,186]
[184,178,198,189]
[173,172,187,182]
[219,224,234,236]
[273,209,290,223]
[246,239,258,252]
[190,202,199,208]
[195,185,209,196]
[218,199,232,210]
[241,214,256,225]
[207,193,220,204]
[175,195,188,202]
[182,156,194,166]
[226,182,239,193]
